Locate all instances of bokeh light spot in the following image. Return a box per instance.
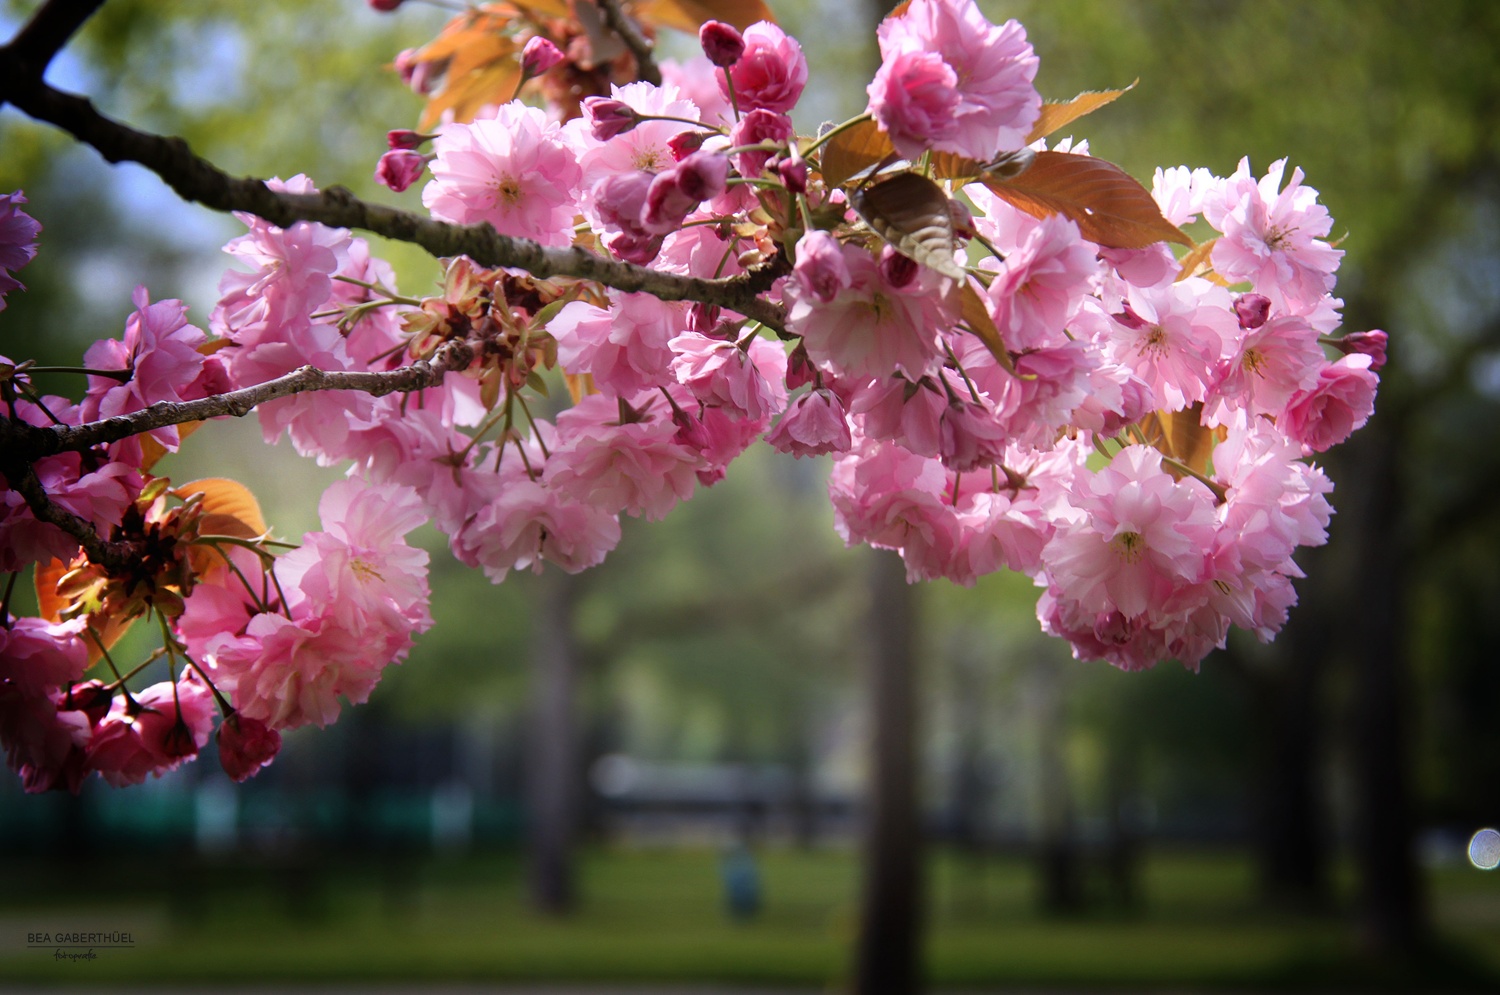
[1470,828,1500,870]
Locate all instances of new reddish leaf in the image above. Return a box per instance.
[982,151,1191,249]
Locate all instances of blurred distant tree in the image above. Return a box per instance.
[1004,0,1500,954]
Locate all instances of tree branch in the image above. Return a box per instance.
[0,70,787,333]
[2,339,475,462]
[594,0,662,86]
[0,0,107,82]
[3,459,124,571]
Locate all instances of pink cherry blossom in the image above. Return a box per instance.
[545,393,703,521]
[850,375,946,457]
[455,466,622,582]
[785,240,954,381]
[275,479,433,647]
[217,712,282,782]
[1281,353,1379,452]
[869,0,1040,160]
[80,286,210,450]
[1082,279,1239,411]
[423,102,582,247]
[828,437,957,581]
[985,212,1100,352]
[718,22,807,113]
[1206,157,1343,309]
[866,50,960,162]
[767,389,853,457]
[0,190,41,309]
[552,293,684,396]
[792,231,851,304]
[0,682,90,793]
[1208,312,1325,421]
[1042,445,1218,620]
[87,678,215,787]
[669,331,786,421]
[0,618,89,699]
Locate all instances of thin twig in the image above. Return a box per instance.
[1,339,475,462]
[594,0,661,86]
[0,70,786,333]
[2,461,124,570]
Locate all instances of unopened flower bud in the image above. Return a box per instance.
[521,36,564,77]
[699,20,746,69]
[674,151,730,202]
[643,152,729,234]
[785,343,817,391]
[386,129,428,150]
[1333,329,1388,371]
[368,0,405,11]
[671,405,711,450]
[689,303,722,334]
[1233,293,1272,330]
[584,96,639,141]
[376,149,426,192]
[668,130,707,161]
[777,154,808,195]
[59,680,112,727]
[879,245,919,289]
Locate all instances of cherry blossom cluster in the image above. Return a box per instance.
[1,0,1384,791]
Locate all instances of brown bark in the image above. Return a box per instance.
[852,550,924,995]
[526,569,583,915]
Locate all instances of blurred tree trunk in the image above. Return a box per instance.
[1338,407,1426,955]
[851,1,925,991]
[1223,625,1331,911]
[526,568,582,915]
[1033,661,1081,915]
[853,549,924,995]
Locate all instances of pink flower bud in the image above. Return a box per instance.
[583,96,640,141]
[690,303,722,334]
[879,245,919,289]
[59,680,112,727]
[393,48,419,85]
[699,20,746,69]
[670,405,711,450]
[786,342,816,390]
[668,130,707,161]
[218,712,282,783]
[521,36,565,77]
[376,149,426,192]
[674,150,730,201]
[386,129,428,151]
[643,152,729,234]
[1233,293,1272,330]
[730,108,793,178]
[777,155,808,195]
[368,0,405,11]
[1330,329,1387,371]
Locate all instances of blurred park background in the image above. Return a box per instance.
[3,0,1500,989]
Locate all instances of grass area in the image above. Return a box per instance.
[0,845,1496,988]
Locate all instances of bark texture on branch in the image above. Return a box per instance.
[0,64,787,333]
